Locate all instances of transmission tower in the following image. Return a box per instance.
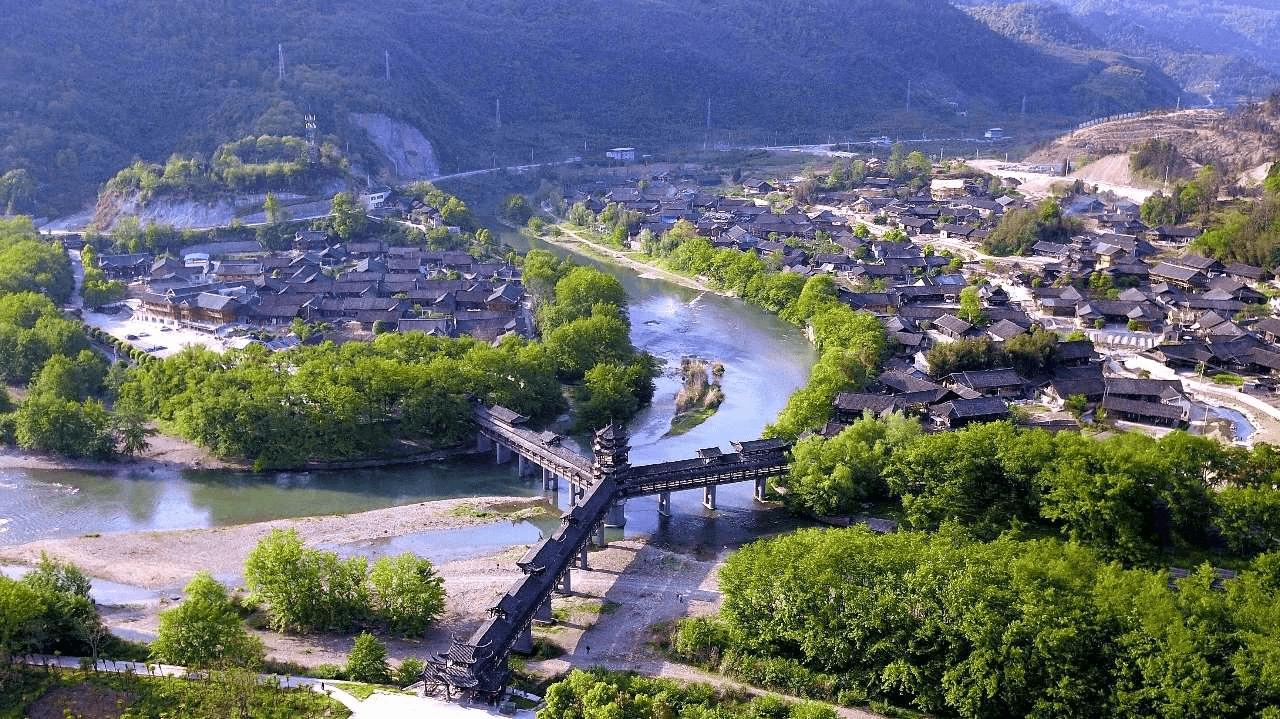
[278,43,285,82]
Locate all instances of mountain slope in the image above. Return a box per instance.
[2,0,1183,215]
[957,0,1280,106]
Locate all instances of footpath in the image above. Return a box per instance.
[19,654,537,719]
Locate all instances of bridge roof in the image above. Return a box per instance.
[732,437,788,453]
[487,405,527,425]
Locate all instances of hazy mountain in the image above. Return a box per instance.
[3,0,1184,215]
[957,0,1280,106]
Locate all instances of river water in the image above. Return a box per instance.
[0,232,817,561]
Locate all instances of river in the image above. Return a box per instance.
[0,231,816,559]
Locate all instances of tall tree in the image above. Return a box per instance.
[152,572,265,668]
[330,192,367,240]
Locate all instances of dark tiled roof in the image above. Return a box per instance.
[947,368,1025,389]
[935,396,1010,419]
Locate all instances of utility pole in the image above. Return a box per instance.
[906,80,912,113]
[385,50,391,82]
[278,43,285,82]
[1021,94,1027,115]
[496,98,501,129]
[704,97,711,151]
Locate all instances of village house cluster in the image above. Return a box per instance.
[574,164,1279,436]
[92,228,532,345]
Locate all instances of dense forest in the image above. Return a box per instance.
[3,0,1182,216]
[674,528,1280,718]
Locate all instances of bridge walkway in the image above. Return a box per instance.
[423,407,791,700]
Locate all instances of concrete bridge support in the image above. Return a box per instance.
[594,523,606,548]
[703,484,717,511]
[576,545,590,570]
[557,571,572,595]
[542,468,557,491]
[754,477,768,502]
[513,623,533,654]
[604,499,627,527]
[495,442,511,464]
[476,434,493,452]
[533,598,553,625]
[571,482,586,504]
[517,455,537,477]
[657,492,672,517]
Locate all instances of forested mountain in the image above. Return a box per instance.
[958,1,1280,106]
[3,0,1181,216]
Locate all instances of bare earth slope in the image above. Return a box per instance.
[1027,107,1280,182]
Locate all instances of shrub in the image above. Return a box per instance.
[345,632,390,684]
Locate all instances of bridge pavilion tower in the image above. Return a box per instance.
[593,423,630,527]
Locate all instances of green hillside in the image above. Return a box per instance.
[3,0,1181,215]
[958,1,1280,106]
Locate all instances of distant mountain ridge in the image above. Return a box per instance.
[3,0,1184,215]
[956,0,1280,106]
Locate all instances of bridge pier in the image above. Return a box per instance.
[517,455,536,477]
[513,623,533,654]
[657,492,672,517]
[476,434,492,452]
[703,484,717,511]
[594,523,606,547]
[542,468,557,491]
[571,481,585,504]
[754,477,768,502]
[495,442,511,464]
[557,570,572,595]
[576,545,590,570]
[604,499,627,527]
[533,597,553,625]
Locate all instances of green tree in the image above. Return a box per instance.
[263,192,289,226]
[330,192,367,239]
[367,553,445,637]
[784,412,921,515]
[957,285,986,325]
[19,553,100,656]
[501,193,534,225]
[346,631,391,684]
[537,265,628,331]
[244,528,370,633]
[543,310,633,381]
[885,422,1046,537]
[14,395,115,458]
[152,572,265,668]
[575,362,641,431]
[0,576,42,663]
[395,656,425,686]
[0,169,34,214]
[567,201,594,226]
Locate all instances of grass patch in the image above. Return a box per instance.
[337,682,411,700]
[1,666,347,719]
[449,501,548,522]
[1209,373,1245,386]
[666,406,720,437]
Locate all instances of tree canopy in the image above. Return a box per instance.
[152,572,265,669]
[690,527,1280,718]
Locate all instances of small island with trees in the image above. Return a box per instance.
[666,357,725,436]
